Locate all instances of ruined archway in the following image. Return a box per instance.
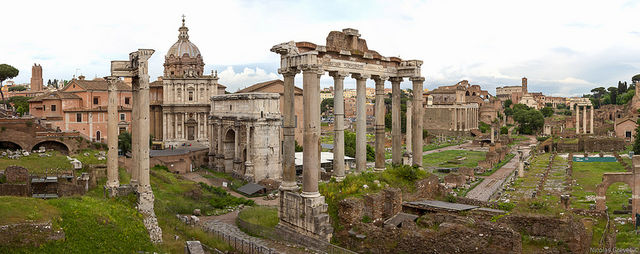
[223,129,236,173]
[0,141,23,151]
[32,140,70,155]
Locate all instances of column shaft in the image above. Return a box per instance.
[331,72,346,180]
[374,76,386,171]
[590,106,594,134]
[406,103,412,152]
[575,106,580,134]
[280,69,298,190]
[391,77,402,165]
[583,105,587,134]
[354,74,369,173]
[411,77,425,168]
[301,67,322,197]
[131,82,140,186]
[106,78,119,189]
[137,54,152,189]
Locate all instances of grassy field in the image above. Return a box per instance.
[422,150,487,169]
[0,149,104,175]
[237,206,279,228]
[0,196,59,225]
[0,196,157,253]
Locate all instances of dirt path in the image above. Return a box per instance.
[422,140,488,156]
[465,136,537,201]
[181,172,279,207]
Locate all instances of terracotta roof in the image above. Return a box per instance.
[28,92,81,102]
[64,79,131,91]
[63,106,132,112]
[237,79,302,95]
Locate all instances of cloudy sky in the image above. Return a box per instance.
[3,0,640,96]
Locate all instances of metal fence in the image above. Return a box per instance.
[205,225,278,254]
[235,217,357,254]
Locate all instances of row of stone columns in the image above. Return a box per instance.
[451,107,479,131]
[279,66,424,196]
[575,104,594,134]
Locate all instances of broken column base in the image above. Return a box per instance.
[276,190,333,250]
[103,184,135,198]
[402,152,412,166]
[137,188,163,243]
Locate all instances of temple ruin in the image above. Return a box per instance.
[105,49,163,243]
[271,28,423,246]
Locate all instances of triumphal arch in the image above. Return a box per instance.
[271,28,424,246]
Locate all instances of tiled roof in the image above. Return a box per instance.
[28,92,81,102]
[66,79,131,91]
[237,79,302,95]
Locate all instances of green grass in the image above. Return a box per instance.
[423,140,464,152]
[422,150,487,169]
[571,161,626,210]
[237,206,279,228]
[0,151,72,174]
[319,165,431,231]
[0,196,60,225]
[0,196,157,253]
[74,149,106,166]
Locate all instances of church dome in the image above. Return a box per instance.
[166,18,201,58]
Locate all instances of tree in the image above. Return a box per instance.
[503,99,513,108]
[541,107,554,118]
[320,98,333,114]
[478,122,490,133]
[294,140,303,152]
[607,87,618,105]
[633,114,640,155]
[118,131,132,154]
[618,81,628,94]
[0,64,19,109]
[632,74,640,83]
[512,104,544,134]
[8,85,26,92]
[344,130,375,162]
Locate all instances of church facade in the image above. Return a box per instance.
[158,18,226,147]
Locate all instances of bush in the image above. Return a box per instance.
[500,126,509,135]
[498,202,515,211]
[361,215,372,223]
[198,182,255,209]
[479,122,490,133]
[391,165,426,182]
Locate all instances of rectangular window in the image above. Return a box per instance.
[120,113,125,121]
[76,113,82,122]
[51,105,56,111]
[188,91,194,101]
[93,97,99,104]
[43,105,46,111]
[125,97,130,104]
[626,131,632,138]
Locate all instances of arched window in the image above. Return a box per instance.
[96,131,101,142]
[189,91,194,101]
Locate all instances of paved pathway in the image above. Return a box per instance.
[465,136,537,201]
[422,140,488,156]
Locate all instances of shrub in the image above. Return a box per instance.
[446,194,457,203]
[537,136,550,142]
[361,215,372,223]
[500,126,509,135]
[498,202,515,211]
[390,165,426,182]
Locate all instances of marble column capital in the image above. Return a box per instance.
[410,76,426,82]
[372,75,389,83]
[300,64,323,74]
[389,77,404,83]
[351,73,371,80]
[329,71,348,80]
[279,67,300,77]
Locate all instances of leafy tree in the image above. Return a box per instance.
[8,85,26,92]
[478,121,490,133]
[633,112,640,155]
[344,130,374,162]
[504,107,514,116]
[0,64,19,109]
[607,87,618,105]
[294,140,303,152]
[618,88,635,105]
[541,107,554,118]
[618,81,628,94]
[633,74,640,83]
[503,99,513,108]
[320,98,333,114]
[512,104,544,134]
[118,131,132,154]
[500,126,509,135]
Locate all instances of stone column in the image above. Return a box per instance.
[280,68,299,191]
[575,105,580,134]
[390,77,403,165]
[464,107,468,131]
[216,119,224,172]
[453,108,457,131]
[490,126,495,144]
[131,81,140,187]
[162,113,167,142]
[174,114,178,139]
[411,77,425,168]
[373,76,387,171]
[301,66,322,197]
[105,77,119,193]
[353,73,370,173]
[330,71,347,180]
[583,105,587,134]
[244,124,254,180]
[518,151,525,178]
[590,105,594,134]
[406,102,412,152]
[632,156,640,225]
[136,49,154,192]
[155,109,162,140]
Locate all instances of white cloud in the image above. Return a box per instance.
[217,66,279,92]
[2,0,640,97]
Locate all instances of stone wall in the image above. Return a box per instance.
[502,214,591,253]
[5,166,29,183]
[0,184,29,196]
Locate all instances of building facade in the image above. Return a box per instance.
[208,93,282,182]
[160,18,226,147]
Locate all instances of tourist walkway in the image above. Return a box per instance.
[465,136,536,201]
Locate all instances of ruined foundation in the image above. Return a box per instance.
[276,191,333,250]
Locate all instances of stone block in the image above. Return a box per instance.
[338,198,364,225]
[5,166,28,183]
[382,187,402,219]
